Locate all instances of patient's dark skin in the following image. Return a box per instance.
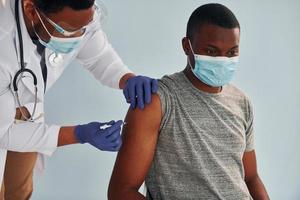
[108,23,270,200]
[183,24,269,199]
[182,23,240,94]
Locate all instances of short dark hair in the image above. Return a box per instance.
[186,3,240,40]
[33,0,95,14]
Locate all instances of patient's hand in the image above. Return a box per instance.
[15,107,31,120]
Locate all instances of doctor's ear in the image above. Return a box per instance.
[182,37,191,56]
[23,0,37,22]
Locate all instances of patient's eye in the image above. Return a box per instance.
[227,49,239,57]
[205,48,218,56]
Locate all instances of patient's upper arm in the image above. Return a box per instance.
[108,94,162,198]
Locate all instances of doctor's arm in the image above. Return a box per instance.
[11,108,76,147]
[108,94,162,200]
[76,29,158,109]
[14,107,79,147]
[0,73,121,154]
[0,77,58,155]
[243,151,270,200]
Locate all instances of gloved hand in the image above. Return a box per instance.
[123,75,158,109]
[75,120,123,152]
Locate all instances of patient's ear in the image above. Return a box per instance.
[182,37,191,56]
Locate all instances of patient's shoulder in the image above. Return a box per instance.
[125,94,162,130]
[158,72,182,92]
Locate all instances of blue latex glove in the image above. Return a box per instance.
[75,120,123,152]
[123,75,158,109]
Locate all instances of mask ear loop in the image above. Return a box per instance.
[187,39,224,90]
[187,39,195,70]
[33,8,52,39]
[31,21,44,42]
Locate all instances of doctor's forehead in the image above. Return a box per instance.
[33,0,95,29]
[192,24,240,48]
[47,6,94,29]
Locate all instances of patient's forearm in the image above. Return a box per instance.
[246,175,270,200]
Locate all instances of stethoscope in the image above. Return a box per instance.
[13,0,38,121]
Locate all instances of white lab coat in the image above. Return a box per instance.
[0,0,132,184]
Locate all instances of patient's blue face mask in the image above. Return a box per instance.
[188,40,239,87]
[32,9,84,54]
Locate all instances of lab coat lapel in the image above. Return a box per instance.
[14,0,44,100]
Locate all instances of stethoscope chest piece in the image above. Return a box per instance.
[49,52,63,67]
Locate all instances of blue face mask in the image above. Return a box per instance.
[37,34,83,54]
[32,10,84,54]
[188,40,239,87]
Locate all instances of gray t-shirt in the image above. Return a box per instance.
[145,72,254,200]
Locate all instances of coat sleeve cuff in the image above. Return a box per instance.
[111,65,133,89]
[40,125,60,156]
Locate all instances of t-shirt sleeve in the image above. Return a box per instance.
[157,79,172,131]
[245,98,254,152]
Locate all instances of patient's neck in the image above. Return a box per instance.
[183,66,222,94]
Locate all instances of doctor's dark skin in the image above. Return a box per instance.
[108,23,269,200]
[18,0,135,146]
[22,0,134,89]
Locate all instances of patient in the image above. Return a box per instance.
[108,3,269,200]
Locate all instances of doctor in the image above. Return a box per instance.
[0,0,158,199]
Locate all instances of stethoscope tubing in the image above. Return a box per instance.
[13,0,38,121]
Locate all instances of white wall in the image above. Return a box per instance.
[32,0,300,199]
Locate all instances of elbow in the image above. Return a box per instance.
[107,185,116,200]
[108,181,123,200]
[108,182,141,200]
[245,173,260,185]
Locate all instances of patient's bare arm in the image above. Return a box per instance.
[108,94,162,200]
[243,151,270,200]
